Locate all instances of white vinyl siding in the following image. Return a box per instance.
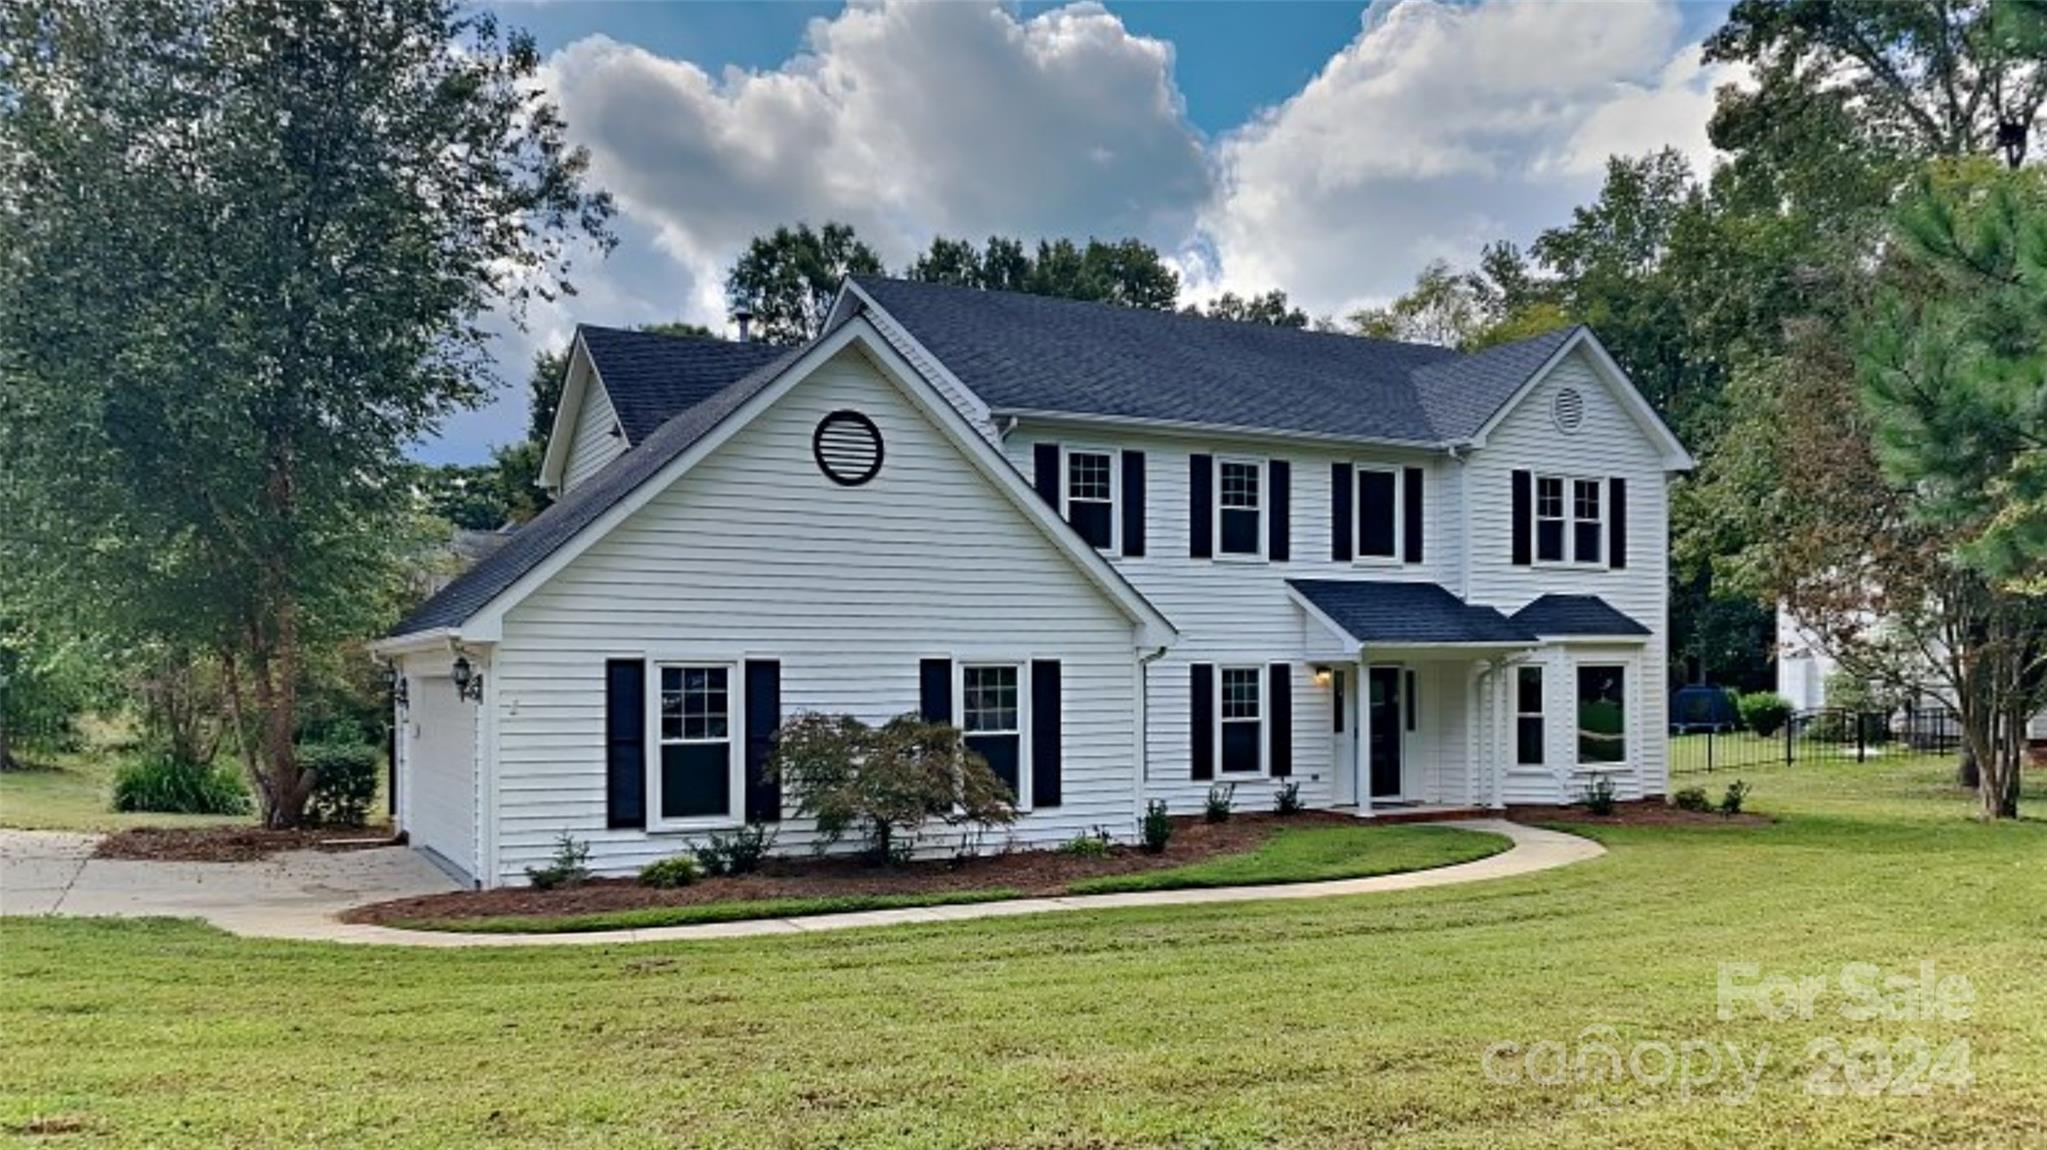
[1469,347,1671,801]
[561,379,627,493]
[487,345,1141,883]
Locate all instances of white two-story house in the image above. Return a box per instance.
[374,276,1693,887]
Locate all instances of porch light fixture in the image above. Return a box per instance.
[450,654,484,703]
[1311,665,1334,688]
[391,671,410,711]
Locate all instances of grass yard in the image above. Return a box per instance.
[3,758,2044,1148]
[0,752,251,833]
[1067,823,1507,894]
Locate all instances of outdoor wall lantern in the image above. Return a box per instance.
[1310,665,1334,688]
[450,654,484,703]
[391,671,410,711]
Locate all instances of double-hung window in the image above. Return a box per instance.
[1219,666,1263,774]
[961,664,1023,800]
[1576,665,1626,765]
[1357,467,1399,560]
[657,665,734,820]
[1516,666,1545,765]
[1065,450,1115,550]
[1534,475,1605,566]
[1218,459,1263,558]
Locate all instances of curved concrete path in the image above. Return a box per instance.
[2,820,1602,948]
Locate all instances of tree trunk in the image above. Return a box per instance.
[1956,745,1979,789]
[0,701,14,772]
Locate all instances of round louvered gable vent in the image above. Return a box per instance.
[812,409,884,486]
[1552,387,1586,434]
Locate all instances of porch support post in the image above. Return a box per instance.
[1357,648,1372,818]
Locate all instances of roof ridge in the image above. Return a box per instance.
[849,273,1465,360]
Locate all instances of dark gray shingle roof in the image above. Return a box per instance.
[1289,579,1537,645]
[395,346,803,636]
[853,275,1576,444]
[1509,594,1651,637]
[578,326,789,443]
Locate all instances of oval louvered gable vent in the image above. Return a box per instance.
[812,410,884,486]
[1552,387,1585,434]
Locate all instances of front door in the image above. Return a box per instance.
[1368,667,1403,798]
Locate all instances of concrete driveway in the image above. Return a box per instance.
[0,828,460,937]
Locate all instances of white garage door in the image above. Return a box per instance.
[404,673,477,884]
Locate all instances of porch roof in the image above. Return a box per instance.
[1287,579,1539,648]
[1509,594,1651,638]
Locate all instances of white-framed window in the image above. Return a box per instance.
[653,663,740,824]
[1219,665,1264,774]
[1516,666,1545,766]
[1576,664,1626,765]
[1356,466,1400,560]
[1064,449,1116,551]
[960,663,1026,804]
[1534,474,1605,566]
[1217,457,1265,559]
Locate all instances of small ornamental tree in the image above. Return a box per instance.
[770,712,1016,863]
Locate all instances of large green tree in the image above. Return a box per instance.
[0,0,613,824]
[725,223,882,344]
[905,234,1180,310]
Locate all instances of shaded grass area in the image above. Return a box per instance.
[392,888,1027,934]
[3,759,2044,1148]
[1068,824,1507,894]
[0,751,251,833]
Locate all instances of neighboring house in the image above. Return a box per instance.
[374,276,1693,887]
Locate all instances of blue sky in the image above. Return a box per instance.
[431,0,1736,464]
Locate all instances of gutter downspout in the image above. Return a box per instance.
[1134,643,1168,836]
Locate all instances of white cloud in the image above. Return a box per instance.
[1199,0,1740,320]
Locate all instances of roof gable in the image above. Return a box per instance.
[1287,579,1537,647]
[1509,594,1651,639]
[384,319,1174,647]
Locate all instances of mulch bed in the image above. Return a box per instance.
[345,812,1359,926]
[94,826,398,863]
[1508,800,1770,828]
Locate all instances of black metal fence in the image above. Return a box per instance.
[1669,706,1962,775]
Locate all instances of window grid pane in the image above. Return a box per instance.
[1068,452,1112,503]
[1220,461,1260,510]
[1573,479,1601,522]
[1221,668,1261,721]
[963,666,1020,733]
[1536,477,1565,520]
[661,666,729,743]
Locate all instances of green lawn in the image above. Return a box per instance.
[4,759,2044,1148]
[0,750,252,833]
[394,889,1029,935]
[1068,823,1507,894]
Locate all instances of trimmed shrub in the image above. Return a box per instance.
[771,712,1015,863]
[526,834,590,890]
[693,824,775,877]
[1204,783,1236,824]
[1058,829,1113,858]
[1273,780,1304,816]
[1140,800,1173,854]
[110,751,250,816]
[1719,780,1752,817]
[1672,787,1712,813]
[1737,692,1793,739]
[300,741,378,827]
[639,855,700,888]
[1580,774,1619,816]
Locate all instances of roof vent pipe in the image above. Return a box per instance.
[732,302,754,344]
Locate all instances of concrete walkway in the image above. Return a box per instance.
[1,820,1601,948]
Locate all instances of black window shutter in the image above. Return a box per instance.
[1030,659,1062,808]
[1033,443,1060,508]
[1331,462,1354,561]
[1191,663,1214,780]
[1511,469,1533,566]
[1609,477,1628,569]
[605,659,646,829]
[1268,460,1291,561]
[1121,450,1146,557]
[919,658,953,724]
[1403,467,1424,564]
[1404,669,1417,732]
[743,660,781,823]
[1269,663,1292,778]
[1189,454,1214,559]
[1333,669,1346,733]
